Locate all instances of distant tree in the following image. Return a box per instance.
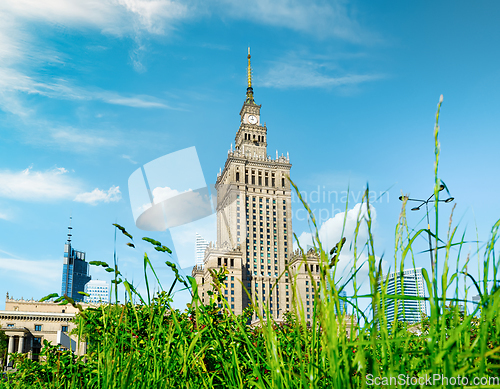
[0,329,8,369]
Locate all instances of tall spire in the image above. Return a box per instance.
[246,47,254,104]
[247,47,252,88]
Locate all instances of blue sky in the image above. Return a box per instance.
[0,1,499,311]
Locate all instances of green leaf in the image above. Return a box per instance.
[77,292,90,297]
[155,245,172,254]
[126,243,135,248]
[142,237,162,247]
[89,261,110,268]
[113,223,133,240]
[39,293,59,302]
[187,275,198,300]
[105,268,115,272]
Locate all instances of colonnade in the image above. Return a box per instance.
[6,334,26,367]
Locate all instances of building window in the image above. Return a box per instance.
[35,325,42,331]
[7,324,14,328]
[61,326,68,332]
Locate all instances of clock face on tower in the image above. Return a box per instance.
[248,115,257,124]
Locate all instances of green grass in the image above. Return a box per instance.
[2,96,499,388]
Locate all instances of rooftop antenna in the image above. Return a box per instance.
[67,215,73,243]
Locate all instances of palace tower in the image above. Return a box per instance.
[192,49,321,322]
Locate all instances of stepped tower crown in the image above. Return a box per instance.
[237,48,266,158]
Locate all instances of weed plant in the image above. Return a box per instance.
[2,97,499,388]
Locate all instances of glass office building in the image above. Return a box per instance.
[61,226,91,302]
[379,267,426,325]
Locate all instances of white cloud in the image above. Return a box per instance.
[0,166,121,205]
[0,0,190,36]
[296,203,377,275]
[151,186,185,204]
[0,166,81,201]
[261,58,384,89]
[0,0,191,80]
[74,186,122,205]
[0,212,9,221]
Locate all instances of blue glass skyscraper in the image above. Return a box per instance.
[61,220,91,302]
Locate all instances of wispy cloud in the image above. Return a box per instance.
[0,66,171,115]
[261,58,384,89]
[74,186,122,205]
[215,0,376,42]
[122,155,138,164]
[0,256,61,287]
[103,94,169,108]
[50,128,117,149]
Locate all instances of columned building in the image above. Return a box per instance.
[193,50,293,321]
[0,295,88,367]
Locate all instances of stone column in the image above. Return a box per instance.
[6,335,15,366]
[18,336,25,354]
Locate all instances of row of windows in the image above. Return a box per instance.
[235,170,287,188]
[6,324,68,332]
[217,257,235,267]
[247,197,286,204]
[243,133,265,142]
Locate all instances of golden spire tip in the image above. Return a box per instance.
[247,47,252,88]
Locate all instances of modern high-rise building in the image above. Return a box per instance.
[339,290,348,314]
[379,267,426,325]
[61,220,91,302]
[192,49,297,321]
[195,233,210,266]
[84,280,109,304]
